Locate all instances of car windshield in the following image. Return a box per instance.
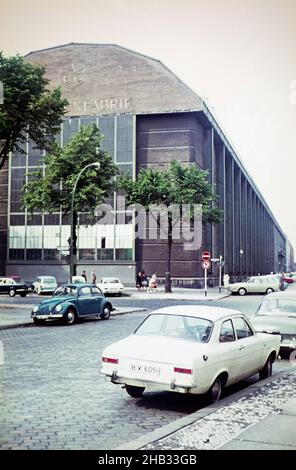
[134,314,213,343]
[53,286,77,296]
[258,299,296,316]
[102,279,119,283]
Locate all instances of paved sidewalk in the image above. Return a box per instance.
[121,286,231,301]
[0,305,147,330]
[116,367,296,450]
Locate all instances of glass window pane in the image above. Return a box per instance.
[78,249,95,260]
[26,249,42,260]
[97,248,113,260]
[9,249,24,260]
[220,320,235,342]
[115,248,132,260]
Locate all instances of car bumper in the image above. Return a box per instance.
[101,369,197,394]
[280,340,296,352]
[31,313,64,320]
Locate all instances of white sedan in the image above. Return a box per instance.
[228,276,280,296]
[97,277,124,295]
[101,306,280,402]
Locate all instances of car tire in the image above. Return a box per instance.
[238,288,247,296]
[265,288,274,294]
[9,289,16,297]
[33,318,45,326]
[20,292,27,297]
[125,385,145,398]
[206,377,223,404]
[259,355,273,380]
[100,305,111,320]
[64,308,76,325]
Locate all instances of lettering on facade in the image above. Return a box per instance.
[72,97,132,114]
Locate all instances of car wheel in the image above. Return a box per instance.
[259,355,273,380]
[64,308,76,325]
[9,289,16,297]
[125,385,145,398]
[238,288,246,296]
[206,377,223,404]
[100,305,111,320]
[20,292,27,297]
[33,318,45,326]
[265,288,274,294]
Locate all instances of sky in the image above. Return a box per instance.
[1,0,296,253]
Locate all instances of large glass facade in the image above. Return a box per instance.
[8,115,135,262]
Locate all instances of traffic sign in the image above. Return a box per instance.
[202,251,211,261]
[202,260,211,270]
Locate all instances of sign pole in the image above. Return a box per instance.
[204,267,207,297]
[219,255,222,293]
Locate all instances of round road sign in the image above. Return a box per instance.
[202,260,211,270]
[202,251,211,261]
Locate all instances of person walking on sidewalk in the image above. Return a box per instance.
[91,270,97,285]
[141,271,148,291]
[136,271,142,291]
[148,272,158,292]
[81,270,87,282]
[223,273,230,289]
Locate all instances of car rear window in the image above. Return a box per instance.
[42,277,56,283]
[134,314,213,343]
[258,299,296,315]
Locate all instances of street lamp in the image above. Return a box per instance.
[70,162,101,281]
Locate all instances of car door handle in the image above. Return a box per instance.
[239,345,245,351]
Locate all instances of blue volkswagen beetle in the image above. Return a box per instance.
[31,283,113,325]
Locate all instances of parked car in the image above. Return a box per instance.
[32,276,58,295]
[71,276,86,284]
[0,276,29,297]
[31,283,113,325]
[283,274,294,284]
[228,276,280,296]
[251,291,296,357]
[97,277,124,296]
[101,305,280,402]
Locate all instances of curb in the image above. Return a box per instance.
[118,293,231,301]
[0,307,147,331]
[115,365,296,450]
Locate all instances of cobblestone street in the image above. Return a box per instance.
[0,296,292,450]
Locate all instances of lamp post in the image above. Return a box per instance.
[69,162,101,281]
[239,249,244,278]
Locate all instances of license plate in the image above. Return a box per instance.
[130,363,161,376]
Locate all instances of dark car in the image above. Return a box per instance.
[31,283,113,325]
[0,276,29,297]
[251,291,296,357]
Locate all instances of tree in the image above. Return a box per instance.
[119,160,223,293]
[22,124,118,276]
[0,52,68,171]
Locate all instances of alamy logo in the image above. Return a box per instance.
[95,196,203,251]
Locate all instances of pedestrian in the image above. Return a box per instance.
[136,271,142,291]
[148,272,157,292]
[81,270,87,282]
[223,273,230,289]
[91,269,97,285]
[279,272,285,291]
[141,271,148,291]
